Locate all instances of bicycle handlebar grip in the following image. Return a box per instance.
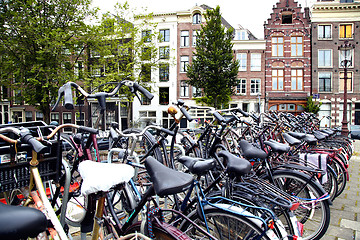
[236,108,249,117]
[78,126,99,135]
[63,82,74,110]
[110,127,119,142]
[213,111,225,123]
[19,128,47,153]
[180,107,193,122]
[133,82,154,100]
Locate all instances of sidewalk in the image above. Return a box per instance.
[322,140,360,240]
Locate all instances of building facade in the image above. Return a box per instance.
[264,0,312,114]
[311,0,360,128]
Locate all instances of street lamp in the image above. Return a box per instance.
[338,40,355,136]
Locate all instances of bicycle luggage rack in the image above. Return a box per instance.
[0,121,62,193]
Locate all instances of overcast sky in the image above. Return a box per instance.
[91,0,317,39]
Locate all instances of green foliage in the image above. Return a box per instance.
[303,96,322,114]
[0,0,96,123]
[186,6,239,109]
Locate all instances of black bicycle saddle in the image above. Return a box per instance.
[239,140,268,160]
[218,150,252,176]
[0,203,47,240]
[178,156,216,175]
[145,156,194,197]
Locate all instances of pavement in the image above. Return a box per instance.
[322,139,360,240]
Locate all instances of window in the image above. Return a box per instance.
[140,64,151,82]
[291,36,303,56]
[318,25,331,39]
[236,79,246,94]
[250,53,261,71]
[242,103,249,112]
[141,47,151,61]
[318,50,332,67]
[272,37,284,57]
[14,90,22,105]
[339,71,353,92]
[250,79,260,95]
[159,29,170,42]
[319,72,332,92]
[193,87,202,97]
[236,31,246,40]
[76,112,85,126]
[35,112,43,121]
[272,69,284,90]
[193,13,201,24]
[142,30,151,42]
[63,113,72,132]
[291,69,303,91]
[340,0,354,3]
[51,113,59,123]
[159,87,169,105]
[180,81,189,97]
[1,86,8,100]
[282,13,293,24]
[180,56,189,72]
[237,53,247,71]
[192,30,199,46]
[25,111,33,122]
[339,24,352,39]
[180,31,189,47]
[12,111,23,123]
[339,49,354,68]
[159,64,169,82]
[159,46,170,59]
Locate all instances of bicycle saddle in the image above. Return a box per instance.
[303,134,318,145]
[321,128,334,135]
[145,156,193,197]
[178,156,216,175]
[282,133,301,146]
[218,150,252,176]
[78,160,135,196]
[264,140,290,154]
[313,131,327,140]
[0,203,47,240]
[288,131,306,139]
[239,140,268,160]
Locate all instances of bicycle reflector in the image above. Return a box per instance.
[290,202,300,211]
[168,106,177,116]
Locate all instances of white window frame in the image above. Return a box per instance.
[237,53,247,71]
[250,53,261,71]
[318,24,332,40]
[318,49,332,68]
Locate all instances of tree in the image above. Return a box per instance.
[186,6,239,109]
[84,3,159,128]
[0,0,95,123]
[303,96,322,114]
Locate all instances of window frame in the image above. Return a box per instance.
[250,53,261,72]
[180,30,189,47]
[180,80,189,97]
[339,23,353,39]
[250,79,260,95]
[159,63,169,82]
[180,56,189,72]
[318,24,332,40]
[236,79,246,95]
[291,36,303,57]
[159,46,170,59]
[237,53,247,71]
[272,37,284,57]
[193,13,202,24]
[339,71,353,92]
[291,69,304,91]
[318,72,332,92]
[318,49,333,68]
[159,29,170,42]
[272,69,284,91]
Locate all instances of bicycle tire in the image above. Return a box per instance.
[263,169,331,240]
[181,206,273,240]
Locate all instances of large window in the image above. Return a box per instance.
[159,87,169,105]
[193,13,201,24]
[180,81,189,97]
[319,72,332,92]
[340,0,354,3]
[250,53,261,71]
[318,50,332,67]
[237,53,247,71]
[159,29,170,42]
[236,79,246,95]
[318,25,331,39]
[140,64,151,82]
[291,36,303,57]
[180,30,189,47]
[180,56,189,72]
[339,71,353,92]
[272,69,284,91]
[63,113,72,132]
[192,30,199,46]
[159,64,169,82]
[339,24,352,39]
[291,69,303,91]
[272,37,284,57]
[250,79,260,95]
[142,30,151,42]
[159,46,170,59]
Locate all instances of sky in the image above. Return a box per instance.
[91,0,317,39]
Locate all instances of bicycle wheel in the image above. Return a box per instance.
[329,156,347,197]
[266,169,331,240]
[322,165,338,201]
[181,207,272,240]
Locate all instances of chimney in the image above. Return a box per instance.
[304,7,310,22]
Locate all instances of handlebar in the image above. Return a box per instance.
[52,80,154,111]
[0,127,47,153]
